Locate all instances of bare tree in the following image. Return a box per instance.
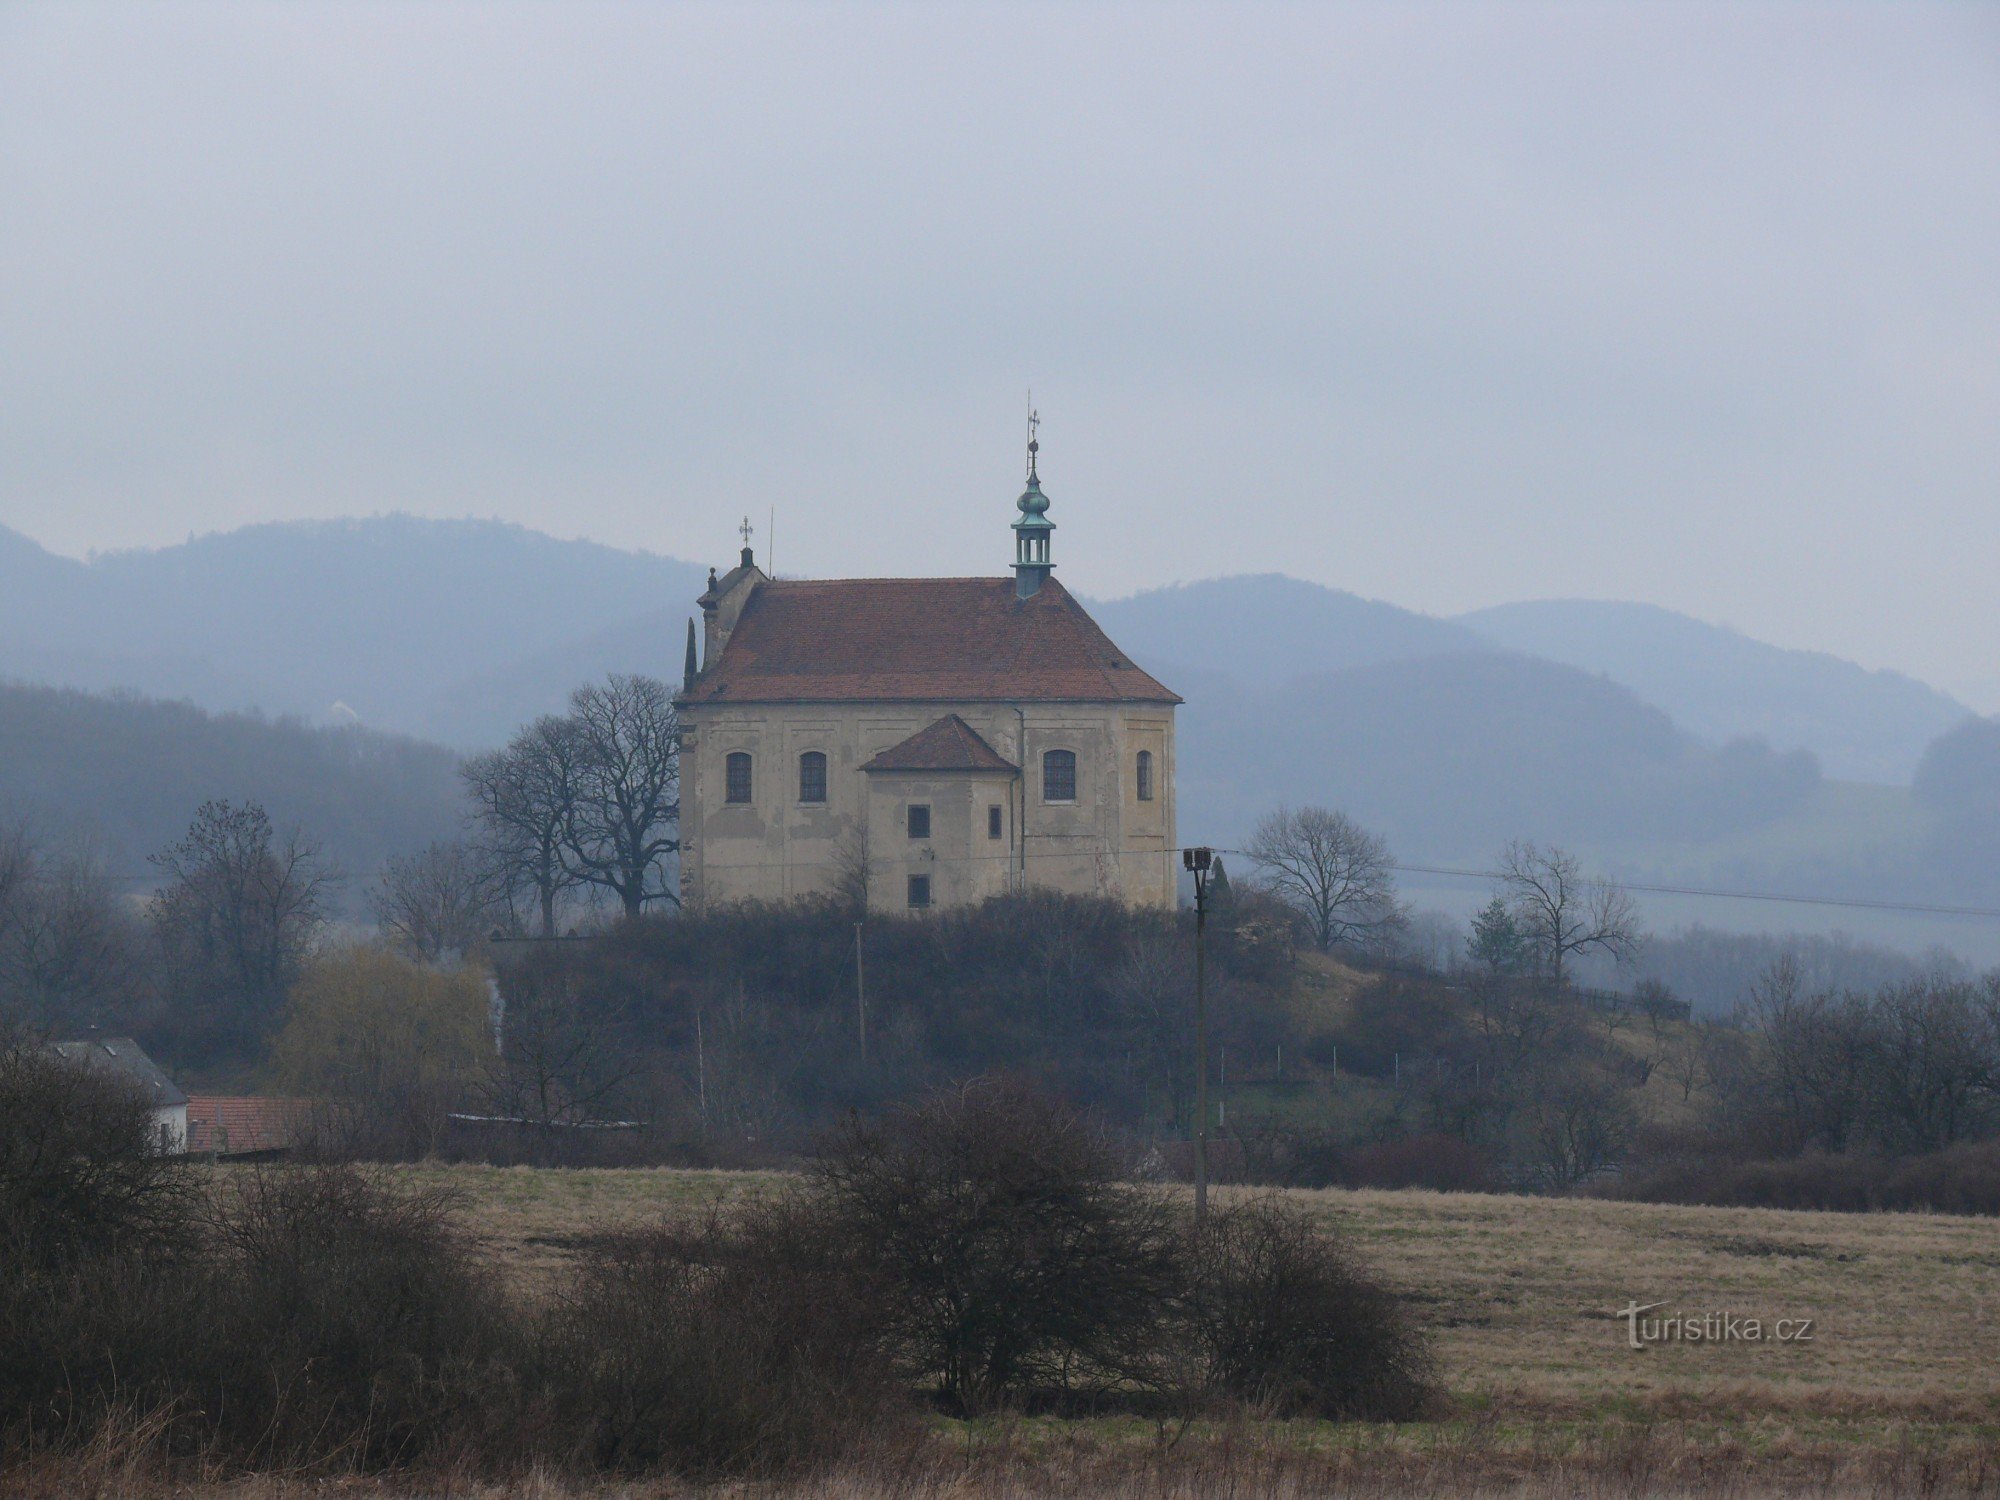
[1494,841,1640,987]
[830,825,871,915]
[485,954,641,1139]
[0,825,148,1033]
[1245,806,1398,953]
[560,675,682,919]
[372,840,502,963]
[148,800,335,1059]
[1514,1064,1634,1189]
[463,715,585,938]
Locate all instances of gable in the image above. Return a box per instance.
[862,714,1018,773]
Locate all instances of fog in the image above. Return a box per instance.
[3,3,1998,706]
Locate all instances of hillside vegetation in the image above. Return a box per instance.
[0,680,464,882]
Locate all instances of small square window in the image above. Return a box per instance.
[907,874,931,908]
[987,805,1003,840]
[908,804,931,839]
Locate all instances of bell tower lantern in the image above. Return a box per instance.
[1011,409,1055,599]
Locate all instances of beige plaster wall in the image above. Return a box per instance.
[679,700,1176,911]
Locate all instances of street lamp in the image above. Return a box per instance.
[1183,845,1213,1224]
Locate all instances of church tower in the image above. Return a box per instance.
[1012,410,1055,599]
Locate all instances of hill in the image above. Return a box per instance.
[1460,599,1970,783]
[0,680,466,888]
[0,517,705,739]
[1084,574,1491,684]
[1170,649,1821,858]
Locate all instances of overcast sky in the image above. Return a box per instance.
[3,3,1997,704]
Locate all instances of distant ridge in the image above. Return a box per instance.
[1459,599,1970,783]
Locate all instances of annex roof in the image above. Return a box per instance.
[186,1097,312,1157]
[49,1037,186,1109]
[682,576,1181,706]
[862,714,1018,774]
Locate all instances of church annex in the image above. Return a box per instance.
[675,437,1181,913]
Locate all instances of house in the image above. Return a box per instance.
[185,1097,313,1159]
[675,430,1181,913]
[48,1035,187,1154]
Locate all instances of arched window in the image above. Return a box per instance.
[1135,749,1154,802]
[798,751,827,804]
[725,751,753,804]
[1042,748,1077,803]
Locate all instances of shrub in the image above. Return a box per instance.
[0,1036,196,1270]
[192,1165,512,1468]
[1612,1140,2000,1215]
[0,1037,203,1450]
[539,1198,904,1476]
[1183,1196,1435,1421]
[814,1077,1182,1411]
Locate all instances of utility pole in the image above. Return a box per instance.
[695,1009,708,1135]
[854,921,867,1063]
[1183,846,1213,1225]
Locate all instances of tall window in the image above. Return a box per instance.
[1135,749,1154,802]
[907,874,931,909]
[725,752,753,804]
[988,805,1003,840]
[798,751,827,804]
[908,804,931,839]
[1043,748,1077,803]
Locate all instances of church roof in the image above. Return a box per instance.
[682,576,1181,706]
[862,715,1018,774]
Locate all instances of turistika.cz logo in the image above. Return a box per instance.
[1616,1301,1816,1350]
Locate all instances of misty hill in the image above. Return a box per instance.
[1084,575,1491,684]
[0,681,466,890]
[1459,600,1970,783]
[1168,650,1822,859]
[0,517,704,737]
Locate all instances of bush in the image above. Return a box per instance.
[1612,1140,2000,1215]
[814,1078,1183,1411]
[0,1037,203,1449]
[540,1198,904,1476]
[0,1037,195,1270]
[1184,1197,1435,1420]
[192,1165,513,1468]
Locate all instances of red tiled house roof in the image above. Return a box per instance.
[186,1097,311,1157]
[862,714,1018,773]
[681,577,1180,706]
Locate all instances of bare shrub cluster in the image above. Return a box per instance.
[2,1052,1433,1484]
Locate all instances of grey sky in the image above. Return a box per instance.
[4,3,1997,705]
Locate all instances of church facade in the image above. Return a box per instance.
[674,451,1181,913]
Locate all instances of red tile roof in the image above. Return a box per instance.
[186,1097,311,1157]
[682,577,1181,705]
[862,714,1018,774]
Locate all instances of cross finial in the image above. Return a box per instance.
[739,516,754,549]
[1026,401,1040,483]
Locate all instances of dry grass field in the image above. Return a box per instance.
[17,1164,1997,1498]
[406,1162,1998,1422]
[230,1162,1990,1496]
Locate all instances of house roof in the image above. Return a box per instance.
[862,714,1018,774]
[186,1097,312,1157]
[49,1037,186,1109]
[682,576,1181,706]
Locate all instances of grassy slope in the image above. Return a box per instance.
[405,1164,2000,1426]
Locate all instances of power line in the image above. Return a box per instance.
[86,847,2000,922]
[1386,861,2000,922]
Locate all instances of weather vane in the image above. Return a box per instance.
[1026,398,1040,483]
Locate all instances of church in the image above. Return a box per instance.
[675,433,1181,913]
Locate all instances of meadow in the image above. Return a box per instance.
[14,1164,1997,1498]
